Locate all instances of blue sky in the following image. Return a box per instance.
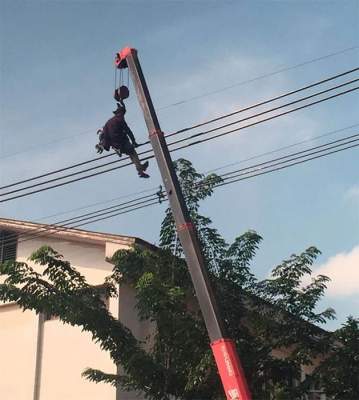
[0,0,358,330]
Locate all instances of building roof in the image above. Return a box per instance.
[0,217,156,249]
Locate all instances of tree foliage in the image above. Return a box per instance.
[0,158,354,400]
[313,316,359,399]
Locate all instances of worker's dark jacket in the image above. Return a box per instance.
[101,114,136,154]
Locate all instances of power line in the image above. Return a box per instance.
[3,133,358,247]
[14,199,162,248]
[45,194,159,227]
[219,134,359,182]
[2,189,158,254]
[70,200,161,230]
[205,123,359,174]
[2,191,164,247]
[218,142,359,189]
[0,147,120,190]
[9,124,359,244]
[1,84,357,204]
[170,86,359,150]
[0,156,140,196]
[14,195,162,246]
[6,138,358,247]
[2,46,357,161]
[1,67,358,192]
[167,67,359,136]
[158,46,359,109]
[35,186,159,221]
[3,74,359,194]
[3,76,355,200]
[167,79,359,147]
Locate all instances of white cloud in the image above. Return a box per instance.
[313,246,359,296]
[345,185,359,202]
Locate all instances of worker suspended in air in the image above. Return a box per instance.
[96,99,149,178]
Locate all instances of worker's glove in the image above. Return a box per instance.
[95,143,104,154]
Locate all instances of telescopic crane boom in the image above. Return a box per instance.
[115,46,252,400]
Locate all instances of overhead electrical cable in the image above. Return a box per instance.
[35,186,159,221]
[2,133,358,247]
[217,142,359,188]
[12,195,162,246]
[2,75,358,196]
[38,136,359,231]
[1,84,358,204]
[158,46,359,109]
[1,67,358,191]
[219,135,359,182]
[0,148,121,190]
[205,123,359,174]
[4,138,358,248]
[168,86,359,150]
[0,155,154,203]
[49,196,160,228]
[167,67,359,136]
[9,200,163,248]
[2,46,356,162]
[166,79,359,147]
[22,123,359,224]
[69,200,161,230]
[2,190,164,246]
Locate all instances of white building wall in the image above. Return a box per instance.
[39,319,116,400]
[0,305,38,400]
[17,237,115,285]
[0,234,137,400]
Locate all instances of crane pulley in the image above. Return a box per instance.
[114,54,130,102]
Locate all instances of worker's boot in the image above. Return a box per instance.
[138,171,150,178]
[138,161,150,178]
[130,153,150,178]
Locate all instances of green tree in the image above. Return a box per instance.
[0,159,339,399]
[313,316,359,399]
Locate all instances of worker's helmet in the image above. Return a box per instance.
[114,85,129,101]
